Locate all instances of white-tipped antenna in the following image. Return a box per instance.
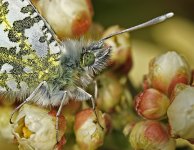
[101,12,174,41]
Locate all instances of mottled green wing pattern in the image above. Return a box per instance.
[0,0,61,92]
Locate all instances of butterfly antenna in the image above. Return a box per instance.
[100,12,174,41]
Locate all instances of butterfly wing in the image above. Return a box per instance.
[0,0,61,93]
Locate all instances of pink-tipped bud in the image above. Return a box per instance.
[74,109,107,150]
[148,51,191,96]
[130,121,176,150]
[32,0,93,40]
[168,84,194,142]
[102,25,132,74]
[135,88,170,120]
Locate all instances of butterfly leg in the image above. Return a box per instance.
[75,87,104,129]
[10,81,47,124]
[91,96,104,130]
[56,91,67,143]
[94,80,98,99]
[92,81,104,129]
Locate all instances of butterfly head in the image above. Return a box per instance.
[80,41,111,75]
[59,39,111,87]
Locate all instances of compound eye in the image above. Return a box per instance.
[81,52,95,67]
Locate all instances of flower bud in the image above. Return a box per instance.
[97,72,123,112]
[130,121,175,150]
[74,109,107,150]
[32,0,93,39]
[135,88,170,120]
[12,104,66,150]
[102,25,132,74]
[167,84,194,142]
[148,51,191,96]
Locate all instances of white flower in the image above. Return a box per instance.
[12,104,66,150]
[168,84,194,141]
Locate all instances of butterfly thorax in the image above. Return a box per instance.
[56,39,111,91]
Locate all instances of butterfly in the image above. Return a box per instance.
[0,0,174,142]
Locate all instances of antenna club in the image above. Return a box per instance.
[158,12,174,22]
[166,12,174,18]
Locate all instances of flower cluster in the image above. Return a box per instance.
[128,51,193,150]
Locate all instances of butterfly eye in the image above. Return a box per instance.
[81,52,95,67]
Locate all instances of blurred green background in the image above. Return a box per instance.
[93,0,194,88]
[92,0,194,27]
